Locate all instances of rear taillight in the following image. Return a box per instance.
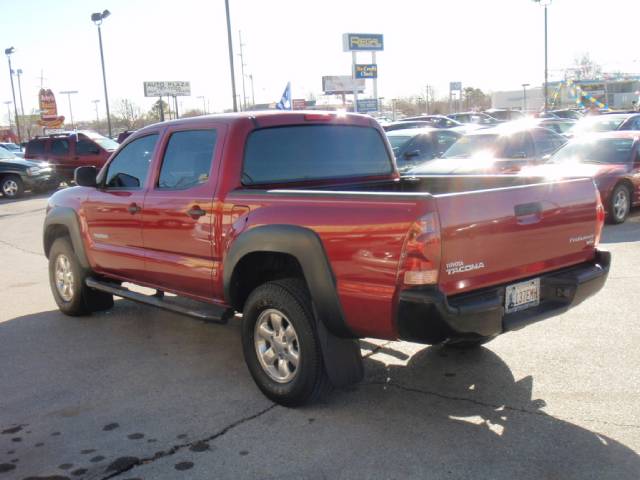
[594,191,605,247]
[398,213,441,286]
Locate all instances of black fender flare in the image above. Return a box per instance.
[43,206,90,269]
[223,224,363,388]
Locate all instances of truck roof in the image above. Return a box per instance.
[138,110,377,134]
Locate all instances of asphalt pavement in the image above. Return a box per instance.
[1,194,639,480]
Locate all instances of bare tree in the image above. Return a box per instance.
[572,53,602,80]
[113,98,144,130]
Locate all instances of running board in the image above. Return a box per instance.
[85,277,235,324]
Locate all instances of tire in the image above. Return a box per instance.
[241,278,330,407]
[608,184,631,224]
[444,336,494,350]
[48,237,114,316]
[1,174,24,198]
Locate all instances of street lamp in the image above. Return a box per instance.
[91,9,112,137]
[4,47,21,142]
[60,90,79,129]
[224,0,238,112]
[532,0,551,112]
[522,83,530,111]
[92,99,100,126]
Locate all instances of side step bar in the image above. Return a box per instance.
[85,277,235,324]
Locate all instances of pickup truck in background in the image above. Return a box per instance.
[43,111,610,406]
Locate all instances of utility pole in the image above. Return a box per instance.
[249,74,255,107]
[224,0,238,112]
[60,90,78,129]
[16,68,27,139]
[5,47,21,142]
[238,30,247,111]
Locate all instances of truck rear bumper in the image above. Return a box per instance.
[396,250,611,344]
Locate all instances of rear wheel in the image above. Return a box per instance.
[1,175,24,198]
[608,184,631,224]
[48,237,113,316]
[241,279,330,407]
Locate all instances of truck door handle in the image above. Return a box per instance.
[127,203,141,214]
[187,206,206,219]
[514,202,542,224]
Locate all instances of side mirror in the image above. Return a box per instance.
[75,166,97,187]
[404,150,421,159]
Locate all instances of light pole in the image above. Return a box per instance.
[4,47,21,142]
[3,101,12,128]
[91,9,112,137]
[60,90,78,129]
[197,95,207,114]
[249,74,255,107]
[237,30,247,111]
[533,0,551,112]
[16,68,27,139]
[522,83,530,111]
[224,0,238,112]
[92,99,100,126]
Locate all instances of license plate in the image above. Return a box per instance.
[505,278,540,313]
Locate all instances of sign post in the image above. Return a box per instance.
[342,33,384,113]
[144,81,191,121]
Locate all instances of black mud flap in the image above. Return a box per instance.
[315,315,364,388]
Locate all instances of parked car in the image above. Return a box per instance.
[534,118,577,136]
[0,148,58,198]
[549,109,583,120]
[25,131,118,181]
[43,111,609,406]
[399,115,465,129]
[484,109,525,122]
[522,132,640,224]
[0,142,24,158]
[569,113,640,137]
[447,112,500,126]
[408,125,568,175]
[386,128,462,172]
[117,130,135,144]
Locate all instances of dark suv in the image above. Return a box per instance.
[25,131,118,181]
[0,147,58,198]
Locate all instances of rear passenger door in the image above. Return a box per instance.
[141,124,224,300]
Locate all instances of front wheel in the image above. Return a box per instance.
[608,184,631,224]
[48,237,113,316]
[241,279,330,407]
[1,175,24,198]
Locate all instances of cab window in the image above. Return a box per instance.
[51,139,69,155]
[76,138,101,155]
[157,130,217,189]
[104,134,158,189]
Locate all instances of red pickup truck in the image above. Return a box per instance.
[43,111,610,406]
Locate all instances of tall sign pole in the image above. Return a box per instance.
[343,33,384,114]
[351,51,358,113]
[372,51,378,111]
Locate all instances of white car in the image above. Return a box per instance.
[0,142,24,158]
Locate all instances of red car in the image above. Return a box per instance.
[43,111,609,406]
[25,131,118,181]
[522,132,640,224]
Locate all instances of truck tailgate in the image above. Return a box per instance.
[435,178,600,295]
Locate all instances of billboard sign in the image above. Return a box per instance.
[37,88,65,128]
[322,75,365,94]
[354,64,378,79]
[450,82,462,91]
[292,99,307,110]
[356,99,378,113]
[342,33,384,52]
[144,81,191,97]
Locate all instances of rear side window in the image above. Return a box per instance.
[28,139,47,155]
[242,125,392,185]
[51,139,69,155]
[105,134,158,189]
[158,129,217,189]
[76,138,100,155]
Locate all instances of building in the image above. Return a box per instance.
[491,87,544,111]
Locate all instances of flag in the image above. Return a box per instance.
[276,82,292,110]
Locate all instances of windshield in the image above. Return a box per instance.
[550,138,634,164]
[0,148,15,159]
[442,134,499,158]
[83,132,119,151]
[387,134,414,152]
[572,116,627,134]
[1,143,21,152]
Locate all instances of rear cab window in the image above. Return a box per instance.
[242,125,392,185]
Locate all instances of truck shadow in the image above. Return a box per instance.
[1,304,638,479]
[350,343,640,478]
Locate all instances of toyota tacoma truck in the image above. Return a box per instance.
[43,111,610,406]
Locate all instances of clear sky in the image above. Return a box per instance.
[1,0,639,123]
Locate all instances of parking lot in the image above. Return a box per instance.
[1,194,639,480]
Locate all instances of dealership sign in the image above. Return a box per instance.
[356,99,378,113]
[144,81,191,97]
[322,76,365,94]
[354,64,378,79]
[342,33,384,52]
